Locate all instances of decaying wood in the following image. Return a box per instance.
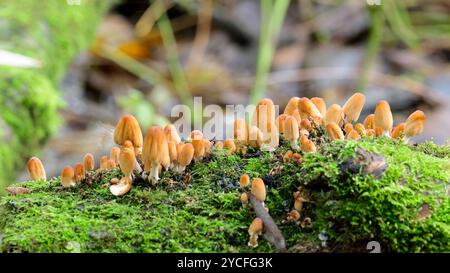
[248,192,287,252]
[340,148,387,179]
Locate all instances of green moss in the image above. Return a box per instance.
[0,0,113,191]
[1,137,449,253]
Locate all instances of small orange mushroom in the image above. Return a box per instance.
[311,97,327,117]
[248,126,263,149]
[342,92,365,123]
[299,97,322,120]
[109,176,132,197]
[283,97,300,115]
[61,166,76,188]
[100,156,109,171]
[363,114,375,130]
[287,210,301,222]
[223,139,237,154]
[74,163,85,184]
[391,123,406,139]
[114,114,143,155]
[248,218,264,248]
[83,153,95,172]
[110,147,120,165]
[324,104,343,126]
[27,157,46,181]
[276,114,288,134]
[347,129,361,140]
[119,147,135,179]
[177,143,195,173]
[374,100,393,137]
[240,192,249,208]
[142,126,170,182]
[240,174,250,188]
[300,135,317,153]
[326,122,345,141]
[284,116,300,150]
[251,178,266,204]
[404,110,426,140]
[164,124,181,144]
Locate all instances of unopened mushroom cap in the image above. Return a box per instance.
[347,129,361,140]
[240,174,250,188]
[324,104,343,126]
[391,123,406,139]
[300,135,317,153]
[190,130,204,141]
[374,100,393,132]
[404,111,425,138]
[240,192,249,204]
[248,217,264,235]
[143,126,170,171]
[284,97,300,115]
[283,150,293,162]
[192,137,206,159]
[326,122,345,141]
[355,123,366,135]
[214,141,224,149]
[83,153,95,171]
[342,92,365,122]
[164,124,181,144]
[248,126,263,148]
[233,119,248,143]
[283,116,299,141]
[111,147,121,164]
[300,119,312,132]
[363,114,375,129]
[276,114,288,134]
[61,166,75,188]
[27,157,46,181]
[291,109,302,125]
[287,210,301,221]
[252,98,276,133]
[223,139,236,154]
[299,97,322,119]
[114,114,143,149]
[251,178,266,202]
[344,123,354,134]
[119,147,135,177]
[109,177,132,196]
[107,159,116,170]
[167,141,178,163]
[311,97,327,116]
[74,163,85,183]
[406,110,426,124]
[100,156,109,170]
[178,143,195,167]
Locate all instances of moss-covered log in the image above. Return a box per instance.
[1,138,448,253]
[0,0,113,191]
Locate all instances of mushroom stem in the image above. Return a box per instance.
[134,157,142,173]
[290,140,300,150]
[149,163,160,183]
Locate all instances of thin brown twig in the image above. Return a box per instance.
[187,0,213,69]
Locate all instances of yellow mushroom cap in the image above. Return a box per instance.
[324,104,343,126]
[74,163,85,183]
[291,109,302,125]
[299,97,322,119]
[240,174,250,188]
[347,129,361,140]
[164,124,181,144]
[107,159,116,170]
[391,123,406,139]
[283,116,299,141]
[114,114,143,149]
[374,100,393,134]
[214,141,224,149]
[248,217,264,236]
[326,122,344,141]
[276,114,288,134]
[204,139,213,154]
[123,140,134,149]
[344,123,354,135]
[110,147,120,165]
[283,150,293,162]
[233,119,248,143]
[143,126,171,171]
[284,97,300,115]
[190,130,204,141]
[100,156,109,170]
[311,97,327,116]
[61,166,75,188]
[119,147,135,178]
[223,139,236,154]
[252,98,276,133]
[251,178,266,202]
[300,135,317,153]
[404,111,426,138]
[178,143,195,168]
[248,126,263,148]
[27,157,46,181]
[355,123,366,136]
[240,192,249,204]
[83,153,95,171]
[167,141,178,163]
[192,138,206,159]
[300,119,312,132]
[363,114,375,130]
[342,92,365,122]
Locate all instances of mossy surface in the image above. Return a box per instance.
[1,138,449,253]
[0,0,113,191]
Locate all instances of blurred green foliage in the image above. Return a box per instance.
[0,0,113,191]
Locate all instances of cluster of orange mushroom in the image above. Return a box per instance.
[26,93,425,199]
